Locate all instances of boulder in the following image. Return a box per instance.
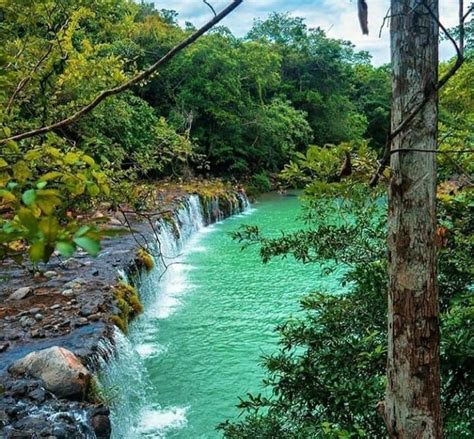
[9,347,90,400]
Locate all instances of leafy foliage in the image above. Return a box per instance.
[223,143,474,437]
[0,133,110,264]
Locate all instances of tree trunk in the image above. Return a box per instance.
[385,1,442,438]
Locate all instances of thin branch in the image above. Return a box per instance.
[0,0,243,145]
[6,44,54,114]
[379,7,392,38]
[463,4,473,21]
[203,0,217,17]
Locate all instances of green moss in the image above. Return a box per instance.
[111,314,128,333]
[129,294,144,314]
[87,377,105,404]
[86,377,119,404]
[137,248,154,272]
[111,281,143,333]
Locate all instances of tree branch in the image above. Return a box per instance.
[203,0,217,17]
[6,44,54,115]
[1,0,243,145]
[368,0,469,187]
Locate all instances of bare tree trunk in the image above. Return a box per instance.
[385,0,442,437]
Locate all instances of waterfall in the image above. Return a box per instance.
[98,193,249,438]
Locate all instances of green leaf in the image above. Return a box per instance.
[39,217,59,241]
[73,236,101,256]
[22,189,37,206]
[36,181,48,189]
[29,240,45,262]
[56,241,75,258]
[64,152,80,165]
[87,183,100,196]
[18,208,38,233]
[0,189,16,202]
[40,171,62,181]
[0,158,8,168]
[24,149,42,161]
[75,225,91,237]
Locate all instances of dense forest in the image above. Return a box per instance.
[0,0,473,438]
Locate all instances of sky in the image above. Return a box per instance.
[152,0,463,65]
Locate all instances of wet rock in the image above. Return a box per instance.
[19,316,35,328]
[44,271,57,278]
[7,287,32,301]
[4,428,36,439]
[88,313,101,322]
[9,381,27,397]
[91,406,111,438]
[30,329,45,339]
[0,342,9,353]
[28,387,46,403]
[75,317,89,327]
[34,313,44,321]
[80,304,96,317]
[50,304,61,310]
[14,416,50,435]
[9,347,91,400]
[29,308,41,315]
[61,289,74,297]
[7,333,20,341]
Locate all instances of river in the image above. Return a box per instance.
[103,192,346,438]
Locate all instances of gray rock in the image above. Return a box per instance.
[75,317,89,327]
[29,307,41,315]
[44,270,57,278]
[80,304,96,317]
[88,314,101,322]
[19,316,35,328]
[28,387,46,402]
[51,304,61,310]
[0,342,9,352]
[63,277,86,289]
[30,329,45,338]
[7,287,32,301]
[61,289,74,297]
[9,346,91,400]
[34,313,44,321]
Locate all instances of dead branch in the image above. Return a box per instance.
[0,0,243,145]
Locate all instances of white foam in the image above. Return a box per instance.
[135,343,166,359]
[136,406,188,436]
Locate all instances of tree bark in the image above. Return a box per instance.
[385,1,442,438]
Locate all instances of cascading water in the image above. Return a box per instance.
[99,194,249,438]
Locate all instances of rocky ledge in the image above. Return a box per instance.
[0,184,247,438]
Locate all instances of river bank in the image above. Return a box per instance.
[0,181,249,438]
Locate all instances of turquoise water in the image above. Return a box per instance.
[108,193,346,438]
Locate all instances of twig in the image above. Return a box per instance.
[203,0,217,17]
[0,0,243,144]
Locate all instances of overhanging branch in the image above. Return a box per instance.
[1,0,243,145]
